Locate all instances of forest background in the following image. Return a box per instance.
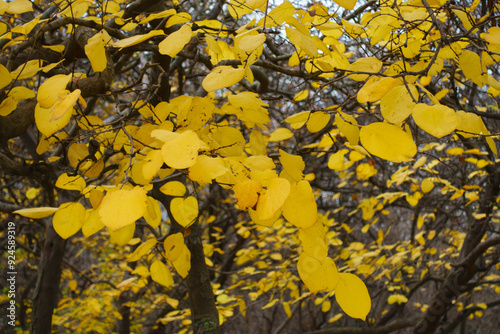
[1,0,500,333]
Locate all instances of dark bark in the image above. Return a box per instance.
[151,183,220,333]
[30,222,66,334]
[306,315,421,334]
[413,167,500,333]
[185,222,220,334]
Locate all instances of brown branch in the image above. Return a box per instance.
[456,235,500,267]
[307,315,422,334]
[0,201,22,213]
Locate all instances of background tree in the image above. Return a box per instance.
[1,0,500,333]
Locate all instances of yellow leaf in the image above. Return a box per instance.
[412,104,458,138]
[111,30,164,49]
[206,125,246,156]
[381,85,417,124]
[360,122,416,162]
[128,238,157,262]
[238,33,266,52]
[68,143,88,169]
[328,149,349,172]
[0,64,12,90]
[6,0,32,14]
[269,128,293,142]
[285,26,318,57]
[170,196,198,227]
[53,202,85,239]
[293,89,309,101]
[142,149,164,180]
[322,300,332,313]
[144,196,161,228]
[157,130,201,169]
[26,187,40,200]
[188,155,228,184]
[158,24,192,57]
[233,179,262,210]
[335,112,359,145]
[163,233,184,262]
[82,209,105,237]
[481,27,500,45]
[160,181,186,196]
[335,273,371,320]
[55,173,86,192]
[282,180,318,229]
[258,0,294,27]
[256,177,290,220]
[297,253,339,292]
[283,302,292,318]
[459,50,486,87]
[284,110,310,129]
[11,59,42,80]
[35,102,73,137]
[99,186,148,231]
[347,57,382,81]
[166,12,192,28]
[202,66,246,92]
[456,110,482,137]
[11,15,41,35]
[387,294,408,305]
[248,207,281,227]
[329,313,343,323]
[50,89,81,120]
[150,260,174,287]
[177,96,215,131]
[279,149,304,182]
[68,279,78,291]
[421,178,434,193]
[85,31,107,72]
[13,207,58,219]
[109,223,135,245]
[9,86,35,101]
[37,74,71,108]
[139,9,176,24]
[0,96,17,116]
[357,77,400,103]
[299,221,328,262]
[480,122,497,156]
[172,243,191,278]
[333,0,357,10]
[307,112,330,133]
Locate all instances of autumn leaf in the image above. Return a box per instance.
[233,179,262,210]
[111,30,164,49]
[256,177,290,220]
[159,24,192,57]
[360,122,417,162]
[55,173,86,192]
[281,180,318,229]
[150,260,174,287]
[412,104,458,138]
[202,66,246,92]
[170,196,198,228]
[335,273,371,320]
[297,253,339,292]
[53,202,86,239]
[13,207,58,219]
[163,233,185,262]
[99,186,148,231]
[154,130,201,169]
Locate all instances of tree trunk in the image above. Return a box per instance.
[186,222,220,334]
[30,223,66,334]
